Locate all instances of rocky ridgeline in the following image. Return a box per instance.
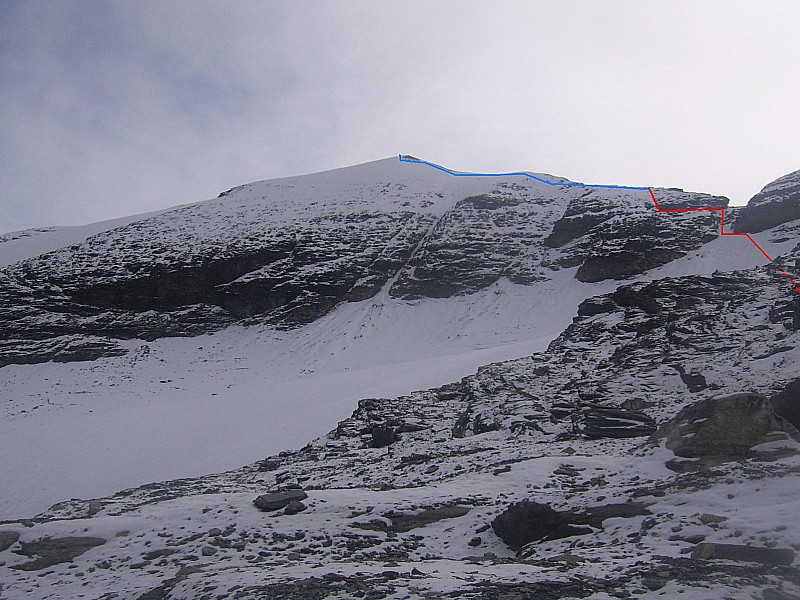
[3,262,799,598]
[0,158,736,368]
[543,188,724,282]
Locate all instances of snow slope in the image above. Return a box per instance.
[0,208,171,268]
[0,268,612,518]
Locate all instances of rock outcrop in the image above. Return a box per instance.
[735,169,800,233]
[653,392,800,470]
[581,406,657,438]
[0,530,19,552]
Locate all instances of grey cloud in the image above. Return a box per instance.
[1,0,799,233]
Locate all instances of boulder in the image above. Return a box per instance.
[692,542,795,566]
[284,500,307,515]
[492,500,650,552]
[491,501,592,551]
[254,489,308,512]
[653,392,800,470]
[699,513,727,525]
[770,378,800,430]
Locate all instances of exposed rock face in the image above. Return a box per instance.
[653,392,800,470]
[388,189,559,298]
[581,406,656,438]
[576,249,685,283]
[770,378,800,430]
[543,189,725,282]
[735,169,800,233]
[370,424,399,448]
[0,208,430,367]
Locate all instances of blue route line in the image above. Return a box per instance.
[398,154,650,191]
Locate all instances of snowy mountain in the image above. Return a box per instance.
[0,157,799,599]
[1,156,768,369]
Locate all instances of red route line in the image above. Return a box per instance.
[647,188,799,296]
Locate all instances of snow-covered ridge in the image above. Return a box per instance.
[0,208,171,269]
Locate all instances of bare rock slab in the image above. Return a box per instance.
[692,542,795,566]
[10,536,106,571]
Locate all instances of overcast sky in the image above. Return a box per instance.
[1,1,799,233]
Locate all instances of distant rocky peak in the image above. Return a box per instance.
[751,168,800,204]
[735,168,800,233]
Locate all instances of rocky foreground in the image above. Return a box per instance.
[2,261,800,599]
